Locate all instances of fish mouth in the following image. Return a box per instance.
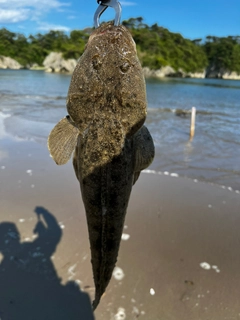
[88,21,136,51]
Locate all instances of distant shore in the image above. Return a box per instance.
[1,53,240,80]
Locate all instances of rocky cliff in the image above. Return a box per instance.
[1,53,240,80]
[0,56,23,69]
[206,64,240,80]
[43,52,77,73]
[142,66,206,79]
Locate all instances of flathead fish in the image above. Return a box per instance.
[48,22,154,310]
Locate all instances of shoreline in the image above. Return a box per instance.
[1,65,240,81]
[1,133,239,193]
[1,136,240,319]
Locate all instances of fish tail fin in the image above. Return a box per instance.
[92,292,101,311]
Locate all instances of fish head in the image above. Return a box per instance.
[67,22,147,138]
[86,22,138,82]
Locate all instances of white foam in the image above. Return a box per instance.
[121,233,130,241]
[113,267,125,281]
[170,173,179,177]
[212,265,220,273]
[150,288,155,295]
[26,169,32,176]
[114,308,126,320]
[59,222,65,229]
[200,262,211,270]
[134,164,238,193]
[0,112,11,139]
[143,169,156,174]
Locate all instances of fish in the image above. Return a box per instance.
[48,21,155,310]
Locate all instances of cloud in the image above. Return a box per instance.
[0,9,30,23]
[37,22,70,32]
[0,0,70,10]
[120,1,137,6]
[0,0,70,24]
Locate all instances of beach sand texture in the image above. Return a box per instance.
[0,138,240,320]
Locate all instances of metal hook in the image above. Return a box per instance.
[94,0,122,28]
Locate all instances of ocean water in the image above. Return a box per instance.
[0,69,240,190]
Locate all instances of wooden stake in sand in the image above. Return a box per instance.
[190,107,196,139]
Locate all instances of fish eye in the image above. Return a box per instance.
[92,55,102,70]
[120,61,130,73]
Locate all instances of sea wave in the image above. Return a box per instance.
[0,91,66,101]
[3,114,52,143]
[0,111,11,139]
[142,169,240,194]
[147,107,231,117]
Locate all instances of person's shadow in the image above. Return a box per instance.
[0,206,94,320]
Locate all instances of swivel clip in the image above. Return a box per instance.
[94,0,122,28]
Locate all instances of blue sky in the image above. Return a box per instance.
[0,0,239,39]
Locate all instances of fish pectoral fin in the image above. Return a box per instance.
[133,125,155,184]
[133,171,141,185]
[48,116,79,165]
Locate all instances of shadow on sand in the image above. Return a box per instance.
[0,206,94,320]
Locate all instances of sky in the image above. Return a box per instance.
[0,0,240,40]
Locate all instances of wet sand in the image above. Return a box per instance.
[0,137,240,320]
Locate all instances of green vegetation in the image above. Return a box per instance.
[204,35,240,73]
[123,17,207,72]
[0,17,240,73]
[0,28,90,66]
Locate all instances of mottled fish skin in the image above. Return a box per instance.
[67,22,147,158]
[48,22,155,310]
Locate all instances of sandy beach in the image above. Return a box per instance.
[0,136,240,320]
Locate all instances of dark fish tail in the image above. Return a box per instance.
[79,138,134,310]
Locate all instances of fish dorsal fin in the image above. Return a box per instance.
[48,116,79,165]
